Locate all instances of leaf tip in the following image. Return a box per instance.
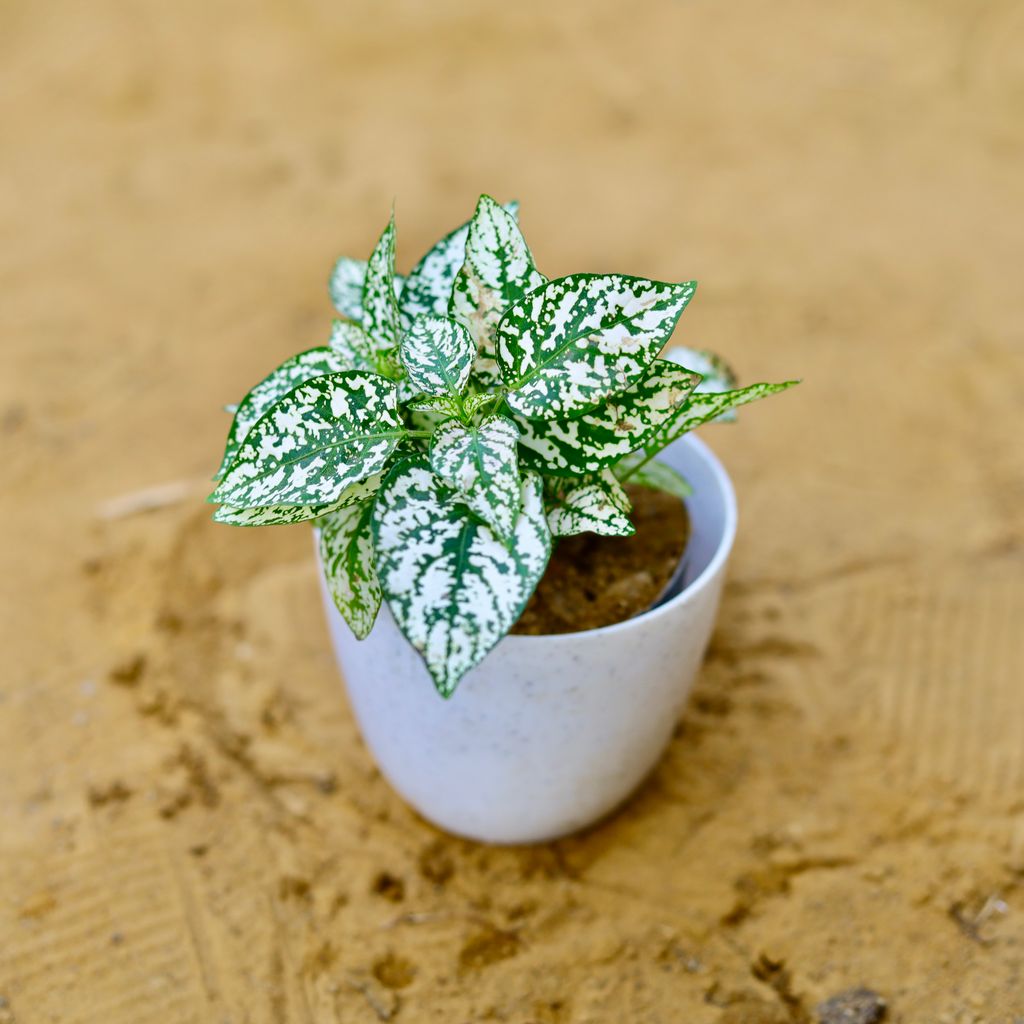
[350,621,374,642]
[434,678,458,700]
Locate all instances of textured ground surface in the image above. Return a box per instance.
[2,1,1023,1021]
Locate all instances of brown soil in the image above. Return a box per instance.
[512,486,689,635]
[3,3,1024,1022]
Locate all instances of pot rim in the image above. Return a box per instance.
[503,431,737,645]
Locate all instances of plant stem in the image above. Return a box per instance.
[492,390,511,419]
[617,440,664,482]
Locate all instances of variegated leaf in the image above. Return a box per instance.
[429,415,522,543]
[517,360,700,477]
[215,347,346,480]
[449,195,546,384]
[212,474,383,527]
[400,315,474,397]
[640,379,799,457]
[397,377,421,405]
[319,497,381,639]
[464,392,497,416]
[616,458,692,501]
[498,274,697,419]
[329,320,380,372]
[406,395,463,417]
[215,503,337,527]
[209,372,402,509]
[330,257,405,322]
[664,345,739,422]
[408,391,491,420]
[545,470,634,538]
[373,459,550,697]
[329,256,366,321]
[398,201,519,331]
[664,346,736,391]
[362,215,400,349]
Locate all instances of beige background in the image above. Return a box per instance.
[2,1,1023,1021]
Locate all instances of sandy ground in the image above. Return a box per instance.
[2,1,1023,1021]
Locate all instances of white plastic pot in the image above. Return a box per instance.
[318,433,737,844]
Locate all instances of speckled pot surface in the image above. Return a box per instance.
[318,433,737,844]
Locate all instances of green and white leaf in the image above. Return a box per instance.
[497,274,697,419]
[212,474,383,527]
[329,319,381,373]
[616,458,692,501]
[429,415,522,543]
[516,360,700,477]
[664,345,739,422]
[362,215,400,349]
[449,195,546,384]
[373,459,550,697]
[209,372,402,509]
[330,258,405,323]
[406,394,463,418]
[463,392,497,417]
[409,385,506,418]
[408,390,491,420]
[664,346,736,392]
[396,378,420,406]
[398,200,519,331]
[399,315,475,397]
[545,470,634,538]
[329,257,367,321]
[643,380,800,457]
[215,347,346,479]
[319,497,381,640]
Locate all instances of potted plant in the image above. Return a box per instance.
[209,196,796,843]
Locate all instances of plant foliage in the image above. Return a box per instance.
[211,197,797,696]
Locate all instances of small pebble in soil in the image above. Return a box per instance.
[816,987,887,1024]
[418,840,455,885]
[371,871,405,902]
[108,653,147,687]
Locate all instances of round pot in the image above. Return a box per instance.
[317,433,737,844]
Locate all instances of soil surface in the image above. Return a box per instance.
[3,2,1024,1023]
[513,486,689,635]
